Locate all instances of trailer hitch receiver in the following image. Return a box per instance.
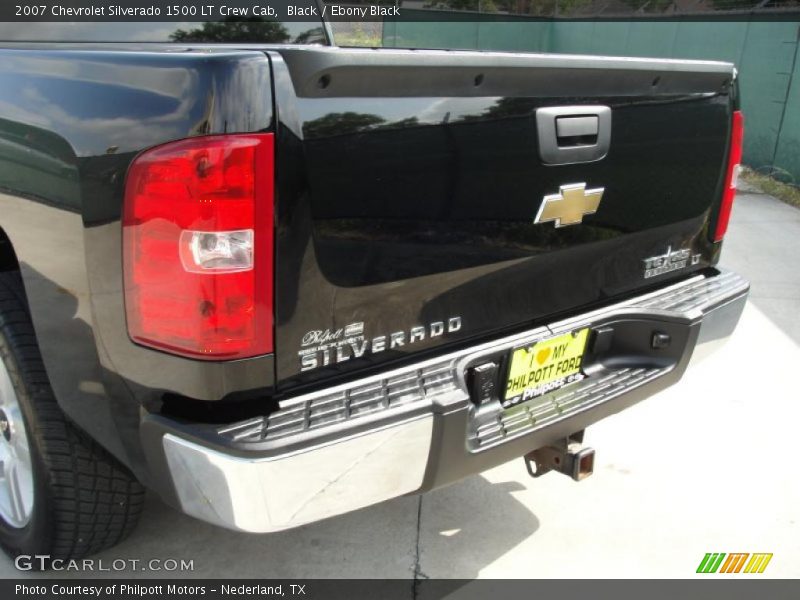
[525,433,595,482]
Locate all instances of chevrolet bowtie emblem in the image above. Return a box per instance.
[534,183,604,228]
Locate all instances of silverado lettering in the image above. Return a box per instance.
[0,15,748,563]
[299,318,463,372]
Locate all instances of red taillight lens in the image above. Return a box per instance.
[123,134,274,360]
[713,111,744,242]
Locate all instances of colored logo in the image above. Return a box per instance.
[696,552,773,574]
[534,183,604,228]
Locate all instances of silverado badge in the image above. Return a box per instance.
[535,183,604,228]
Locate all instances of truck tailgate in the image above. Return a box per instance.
[268,47,734,390]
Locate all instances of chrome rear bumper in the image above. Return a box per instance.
[153,269,748,533]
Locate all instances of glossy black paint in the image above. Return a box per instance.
[0,47,277,482]
[269,50,733,391]
[0,43,735,490]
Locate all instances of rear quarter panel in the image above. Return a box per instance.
[0,47,275,479]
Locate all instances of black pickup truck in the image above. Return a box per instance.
[0,16,748,562]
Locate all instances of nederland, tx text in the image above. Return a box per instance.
[16,584,308,596]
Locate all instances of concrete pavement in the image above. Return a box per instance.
[722,188,800,344]
[2,189,798,580]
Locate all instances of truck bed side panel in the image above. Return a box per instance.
[0,48,275,479]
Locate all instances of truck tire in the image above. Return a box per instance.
[0,271,144,563]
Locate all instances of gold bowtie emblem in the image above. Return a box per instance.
[535,183,604,228]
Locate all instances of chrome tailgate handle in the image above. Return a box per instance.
[536,105,611,165]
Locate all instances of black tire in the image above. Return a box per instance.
[0,271,144,564]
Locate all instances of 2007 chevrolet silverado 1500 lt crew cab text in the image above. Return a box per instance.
[0,15,749,562]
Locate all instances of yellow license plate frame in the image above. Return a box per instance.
[504,328,590,405]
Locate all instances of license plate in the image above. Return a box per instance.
[504,328,590,407]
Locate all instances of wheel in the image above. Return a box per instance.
[0,271,144,563]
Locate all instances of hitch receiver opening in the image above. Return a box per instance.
[525,434,595,482]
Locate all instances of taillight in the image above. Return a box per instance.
[123,134,274,360]
[713,110,744,242]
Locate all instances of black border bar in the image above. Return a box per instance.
[3,579,800,600]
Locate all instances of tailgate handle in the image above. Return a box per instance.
[556,116,599,140]
[536,106,611,165]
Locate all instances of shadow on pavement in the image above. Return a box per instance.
[416,476,538,580]
[8,474,539,582]
[0,257,541,583]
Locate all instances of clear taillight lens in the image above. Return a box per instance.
[179,230,254,273]
[123,134,274,360]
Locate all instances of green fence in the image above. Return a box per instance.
[383,15,800,183]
